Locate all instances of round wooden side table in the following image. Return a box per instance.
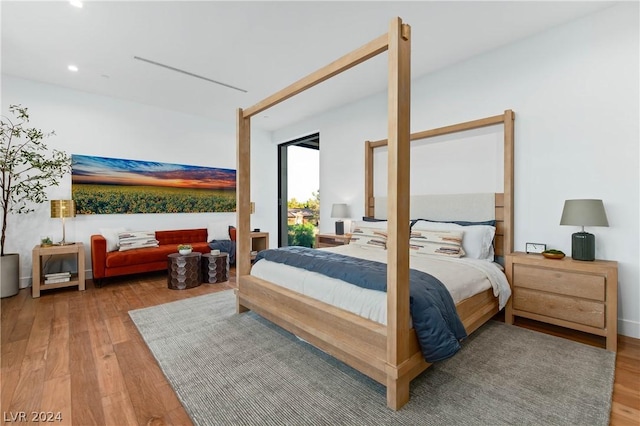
[201,252,229,284]
[167,252,202,290]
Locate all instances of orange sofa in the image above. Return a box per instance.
[90,228,212,286]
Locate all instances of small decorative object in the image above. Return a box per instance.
[210,249,220,255]
[331,203,350,235]
[177,244,192,255]
[525,242,546,254]
[40,236,53,247]
[542,249,565,259]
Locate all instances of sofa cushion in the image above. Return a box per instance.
[156,229,207,245]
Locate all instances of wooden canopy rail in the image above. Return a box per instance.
[364,110,515,256]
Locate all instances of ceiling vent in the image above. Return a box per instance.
[133,56,247,93]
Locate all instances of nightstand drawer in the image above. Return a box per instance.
[513,288,605,328]
[513,264,605,301]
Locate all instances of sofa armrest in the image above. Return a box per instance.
[90,235,108,279]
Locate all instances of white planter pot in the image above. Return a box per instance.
[1,253,20,298]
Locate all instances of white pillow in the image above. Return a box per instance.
[207,222,231,242]
[412,220,495,261]
[352,220,388,230]
[409,229,465,258]
[100,227,127,252]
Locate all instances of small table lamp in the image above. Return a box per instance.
[560,199,608,261]
[50,199,76,245]
[331,203,350,235]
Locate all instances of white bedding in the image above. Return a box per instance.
[250,244,511,326]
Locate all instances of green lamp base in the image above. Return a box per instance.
[572,232,595,261]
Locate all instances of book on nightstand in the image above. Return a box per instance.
[44,271,72,284]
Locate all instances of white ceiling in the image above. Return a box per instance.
[1,1,614,131]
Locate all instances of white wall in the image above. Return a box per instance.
[272,4,639,337]
[1,76,276,286]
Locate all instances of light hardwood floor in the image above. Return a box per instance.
[1,270,638,425]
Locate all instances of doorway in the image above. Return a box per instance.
[277,133,319,247]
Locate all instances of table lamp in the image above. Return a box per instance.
[331,203,350,235]
[560,199,608,261]
[50,199,76,245]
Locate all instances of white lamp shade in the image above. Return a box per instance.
[560,199,608,227]
[330,203,350,218]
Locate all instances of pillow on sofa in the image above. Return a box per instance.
[208,222,232,242]
[118,231,159,252]
[100,227,127,252]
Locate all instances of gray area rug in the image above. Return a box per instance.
[129,290,615,426]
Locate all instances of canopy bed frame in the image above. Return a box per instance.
[236,17,514,410]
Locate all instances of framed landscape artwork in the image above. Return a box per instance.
[71,154,236,214]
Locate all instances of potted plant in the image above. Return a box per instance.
[1,104,71,298]
[177,244,192,255]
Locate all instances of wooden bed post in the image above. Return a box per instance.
[385,17,411,410]
[365,141,374,217]
[236,108,251,312]
[503,109,515,254]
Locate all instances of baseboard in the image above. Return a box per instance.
[618,318,640,339]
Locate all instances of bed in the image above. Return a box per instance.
[235,17,515,410]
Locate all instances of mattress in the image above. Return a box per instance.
[250,244,511,325]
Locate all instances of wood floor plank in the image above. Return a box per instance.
[0,368,20,418]
[25,298,54,355]
[41,374,72,426]
[101,391,138,426]
[118,367,168,426]
[103,315,129,345]
[44,321,70,381]
[7,350,47,419]
[1,339,28,371]
[69,331,105,425]
[8,296,36,343]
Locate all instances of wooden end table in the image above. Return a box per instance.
[201,252,229,283]
[167,252,202,290]
[32,242,86,298]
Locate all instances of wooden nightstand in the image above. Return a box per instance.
[250,231,269,259]
[315,233,351,248]
[505,252,618,351]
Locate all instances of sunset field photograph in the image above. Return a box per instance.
[71,154,236,214]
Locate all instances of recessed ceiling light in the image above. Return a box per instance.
[68,65,79,72]
[69,0,83,8]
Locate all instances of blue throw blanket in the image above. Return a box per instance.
[254,246,467,362]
